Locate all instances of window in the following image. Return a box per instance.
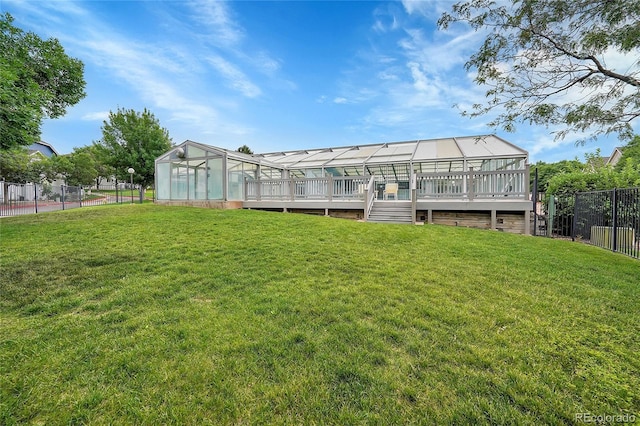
[207,157,223,200]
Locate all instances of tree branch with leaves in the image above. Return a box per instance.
[438,0,640,143]
[0,13,86,150]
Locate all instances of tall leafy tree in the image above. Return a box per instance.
[95,108,172,192]
[0,13,86,150]
[75,145,115,187]
[438,0,640,143]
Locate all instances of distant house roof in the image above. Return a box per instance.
[605,146,624,166]
[28,141,59,158]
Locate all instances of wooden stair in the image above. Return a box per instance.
[367,201,413,224]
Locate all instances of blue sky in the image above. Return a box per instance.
[3,0,635,162]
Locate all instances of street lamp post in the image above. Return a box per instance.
[127,168,135,204]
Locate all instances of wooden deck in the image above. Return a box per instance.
[243,169,533,233]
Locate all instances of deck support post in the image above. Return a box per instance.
[411,174,417,224]
[325,208,329,216]
[468,167,475,201]
[491,210,497,230]
[363,187,369,222]
[524,209,531,235]
[290,179,295,201]
[428,209,433,224]
[256,179,261,201]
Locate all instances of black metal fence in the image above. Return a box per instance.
[0,181,142,218]
[573,188,639,258]
[550,194,576,238]
[535,188,639,259]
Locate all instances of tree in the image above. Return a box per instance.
[49,149,98,186]
[237,145,253,155]
[546,150,640,197]
[438,0,640,143]
[0,148,36,183]
[615,135,640,171]
[72,145,114,187]
[94,108,172,193]
[0,13,86,150]
[531,158,583,192]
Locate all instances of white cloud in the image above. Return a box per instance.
[371,4,400,33]
[398,27,481,75]
[334,97,348,104]
[207,56,262,98]
[401,0,449,19]
[81,111,110,121]
[378,70,399,81]
[253,51,281,74]
[407,61,429,92]
[187,0,244,47]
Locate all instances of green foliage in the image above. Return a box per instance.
[50,149,99,186]
[0,148,37,183]
[438,0,640,143]
[94,108,172,188]
[0,148,61,183]
[546,152,640,197]
[616,135,640,171]
[531,159,583,192]
[83,145,116,187]
[0,13,86,150]
[236,144,253,155]
[1,206,639,423]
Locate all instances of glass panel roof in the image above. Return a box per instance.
[455,136,525,158]
[258,135,527,168]
[158,135,528,171]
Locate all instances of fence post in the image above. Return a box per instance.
[79,186,83,208]
[61,185,66,210]
[468,167,474,200]
[34,183,39,214]
[571,193,577,242]
[548,195,556,237]
[612,188,618,253]
[532,167,538,235]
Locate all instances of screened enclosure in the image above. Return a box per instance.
[155,141,285,202]
[156,135,529,202]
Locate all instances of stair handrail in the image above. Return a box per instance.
[365,175,376,221]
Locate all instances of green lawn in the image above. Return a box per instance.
[90,189,154,200]
[1,205,639,424]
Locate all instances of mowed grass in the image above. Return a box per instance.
[1,205,639,425]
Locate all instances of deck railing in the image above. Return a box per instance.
[415,168,528,199]
[245,176,370,201]
[245,168,529,202]
[365,175,376,221]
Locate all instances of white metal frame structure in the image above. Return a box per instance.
[155,135,532,233]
